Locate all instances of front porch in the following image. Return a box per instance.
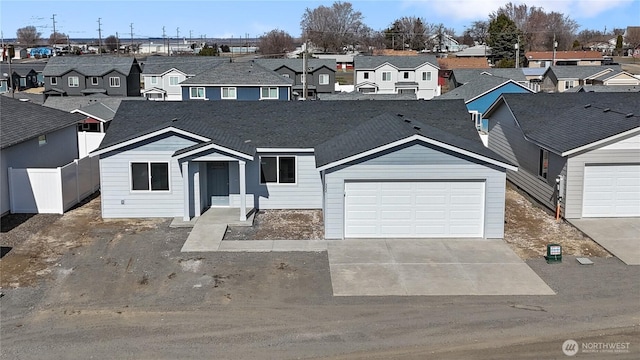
[176,206,255,252]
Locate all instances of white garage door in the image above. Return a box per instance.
[344,181,485,238]
[582,164,640,217]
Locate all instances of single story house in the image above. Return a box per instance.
[486,92,640,218]
[525,51,604,67]
[92,100,516,239]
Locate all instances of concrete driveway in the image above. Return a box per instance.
[327,239,555,296]
[568,218,640,265]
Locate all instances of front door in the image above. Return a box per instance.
[207,162,229,207]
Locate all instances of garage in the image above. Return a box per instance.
[582,164,640,217]
[344,181,485,238]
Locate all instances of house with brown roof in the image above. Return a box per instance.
[525,51,604,67]
[437,57,490,90]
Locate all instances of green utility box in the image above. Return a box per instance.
[546,244,562,263]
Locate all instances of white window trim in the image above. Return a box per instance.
[281,73,290,78]
[423,71,432,81]
[189,87,205,99]
[318,74,329,85]
[363,72,369,80]
[260,87,278,100]
[221,87,237,100]
[91,77,99,85]
[382,71,392,81]
[258,155,297,185]
[109,77,121,87]
[169,76,180,86]
[68,76,79,87]
[150,76,158,85]
[50,77,57,85]
[38,134,47,146]
[129,161,172,193]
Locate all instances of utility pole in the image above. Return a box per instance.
[51,14,57,45]
[189,30,192,45]
[176,27,180,56]
[552,33,557,66]
[515,36,520,68]
[162,26,166,55]
[116,32,119,56]
[97,18,103,55]
[130,23,134,54]
[302,39,308,100]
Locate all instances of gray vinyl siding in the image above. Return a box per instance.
[564,143,640,219]
[99,134,198,218]
[62,70,86,95]
[323,142,507,240]
[241,153,322,209]
[311,68,336,94]
[1,125,79,215]
[103,70,127,96]
[488,104,565,211]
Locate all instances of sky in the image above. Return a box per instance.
[1,0,638,41]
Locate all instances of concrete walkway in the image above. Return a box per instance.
[179,207,327,252]
[569,218,640,265]
[327,239,556,296]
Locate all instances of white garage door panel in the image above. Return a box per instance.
[582,165,640,217]
[345,181,485,238]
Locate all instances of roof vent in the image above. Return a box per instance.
[413,126,421,131]
[171,118,178,122]
[244,139,252,143]
[403,118,411,123]
[626,113,634,118]
[603,108,611,112]
[584,104,591,108]
[397,113,404,117]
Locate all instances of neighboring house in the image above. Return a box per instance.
[427,33,464,53]
[0,96,83,216]
[525,51,604,67]
[447,68,538,93]
[254,58,336,100]
[42,56,142,97]
[436,74,535,132]
[179,61,292,101]
[314,53,356,71]
[318,93,416,100]
[540,65,622,92]
[564,85,640,93]
[140,56,226,101]
[437,57,490,89]
[0,63,46,91]
[91,100,516,239]
[454,45,491,58]
[588,70,640,86]
[354,55,440,99]
[486,92,640,219]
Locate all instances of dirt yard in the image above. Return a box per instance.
[224,209,324,240]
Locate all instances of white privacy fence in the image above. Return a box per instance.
[8,156,100,214]
[78,131,106,159]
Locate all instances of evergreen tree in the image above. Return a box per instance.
[487,14,524,67]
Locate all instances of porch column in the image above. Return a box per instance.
[239,160,247,221]
[182,161,190,221]
[193,163,201,217]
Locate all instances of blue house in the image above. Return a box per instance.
[437,74,535,132]
[179,61,292,101]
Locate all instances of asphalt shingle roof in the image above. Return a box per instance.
[180,61,293,85]
[499,92,640,153]
[437,75,519,101]
[451,68,526,85]
[141,56,226,75]
[1,96,84,149]
[43,93,145,113]
[98,100,513,168]
[564,85,640,93]
[546,65,622,79]
[254,59,336,73]
[354,55,439,69]
[42,56,139,77]
[317,93,417,100]
[0,63,46,76]
[72,102,117,121]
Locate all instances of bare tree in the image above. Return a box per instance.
[300,1,365,53]
[624,27,640,52]
[16,26,42,47]
[357,25,384,54]
[105,35,118,52]
[258,29,295,57]
[464,20,489,45]
[384,16,433,51]
[49,32,68,45]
